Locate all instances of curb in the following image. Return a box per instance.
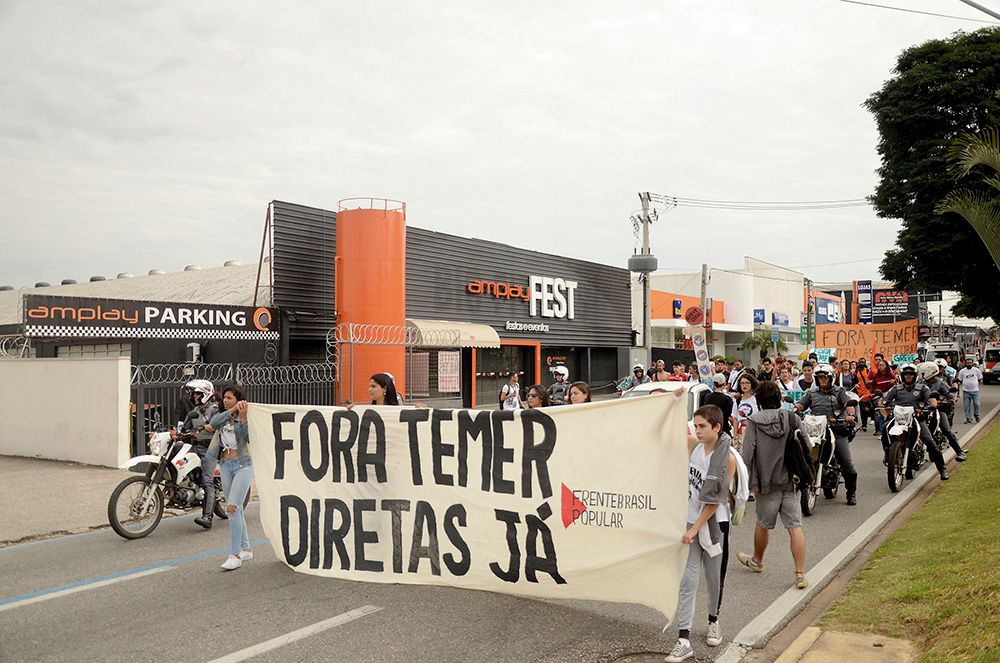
[717,403,1000,661]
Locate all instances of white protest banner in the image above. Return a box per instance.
[248,395,690,620]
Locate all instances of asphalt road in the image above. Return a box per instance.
[2,386,996,663]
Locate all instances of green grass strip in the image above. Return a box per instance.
[821,422,1000,662]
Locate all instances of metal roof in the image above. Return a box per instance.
[0,262,268,326]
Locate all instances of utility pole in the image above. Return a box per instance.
[805,277,814,348]
[700,264,709,314]
[628,193,658,366]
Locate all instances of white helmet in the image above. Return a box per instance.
[934,358,948,370]
[899,363,918,380]
[185,379,215,404]
[553,366,569,378]
[813,363,835,380]
[632,363,644,371]
[918,361,939,380]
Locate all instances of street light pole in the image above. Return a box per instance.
[628,193,658,367]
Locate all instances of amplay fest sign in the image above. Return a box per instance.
[815,319,918,361]
[248,396,689,619]
[23,294,278,340]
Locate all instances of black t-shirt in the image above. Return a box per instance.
[704,391,734,436]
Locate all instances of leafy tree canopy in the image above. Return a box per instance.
[865,27,1000,320]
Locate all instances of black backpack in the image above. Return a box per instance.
[782,410,815,492]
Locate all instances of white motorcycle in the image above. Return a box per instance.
[108,430,229,539]
[800,415,843,516]
[882,405,929,493]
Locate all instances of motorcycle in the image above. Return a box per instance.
[800,415,842,516]
[882,405,932,493]
[108,430,229,539]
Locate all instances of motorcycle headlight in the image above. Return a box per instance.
[148,436,169,456]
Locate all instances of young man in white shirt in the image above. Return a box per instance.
[957,357,984,423]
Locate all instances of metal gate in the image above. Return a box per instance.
[129,363,234,456]
[236,362,338,407]
[129,361,338,456]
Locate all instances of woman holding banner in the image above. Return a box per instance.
[207,387,253,571]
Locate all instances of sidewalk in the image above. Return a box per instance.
[0,455,133,545]
[0,454,258,546]
[775,627,915,662]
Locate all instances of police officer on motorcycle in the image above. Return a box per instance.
[178,379,220,529]
[919,361,966,462]
[794,364,860,506]
[880,363,949,481]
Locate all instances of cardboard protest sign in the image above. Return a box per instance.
[814,320,918,361]
[892,353,917,364]
[248,395,690,620]
[815,348,835,363]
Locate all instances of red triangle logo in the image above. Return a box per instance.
[561,483,587,528]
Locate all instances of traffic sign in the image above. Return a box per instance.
[684,306,705,326]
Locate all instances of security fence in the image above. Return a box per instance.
[0,335,31,358]
[128,361,336,456]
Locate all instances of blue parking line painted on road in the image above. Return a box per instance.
[0,537,268,608]
[0,502,262,554]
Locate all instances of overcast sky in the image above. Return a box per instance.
[1,0,995,290]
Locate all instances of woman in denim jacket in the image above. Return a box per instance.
[207,386,253,571]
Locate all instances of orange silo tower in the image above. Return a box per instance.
[335,198,407,404]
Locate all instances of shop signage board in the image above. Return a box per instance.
[753,309,765,324]
[771,312,789,327]
[814,320,918,361]
[856,280,873,324]
[22,294,279,340]
[247,395,690,620]
[871,290,919,323]
[437,351,461,393]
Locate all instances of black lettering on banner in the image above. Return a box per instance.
[400,409,431,485]
[457,410,492,491]
[490,410,516,495]
[330,410,358,483]
[299,410,329,482]
[323,498,351,570]
[443,504,471,576]
[408,500,441,576]
[352,499,383,572]
[272,412,296,480]
[525,503,566,584]
[381,499,412,574]
[280,494,308,566]
[520,409,556,499]
[309,498,321,569]
[357,410,387,483]
[490,508,521,582]
[431,409,456,486]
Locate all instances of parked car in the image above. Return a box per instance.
[619,380,712,427]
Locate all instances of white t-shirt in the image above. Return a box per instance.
[688,443,730,524]
[958,367,983,393]
[220,421,238,450]
[735,395,758,423]
[500,383,523,411]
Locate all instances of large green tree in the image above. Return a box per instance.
[865,28,1000,320]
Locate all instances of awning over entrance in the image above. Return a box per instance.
[405,319,501,348]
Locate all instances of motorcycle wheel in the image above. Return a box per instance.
[213,476,230,520]
[801,487,817,516]
[823,480,839,500]
[887,439,907,493]
[108,476,164,539]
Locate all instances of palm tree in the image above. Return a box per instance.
[739,328,789,359]
[936,128,1000,270]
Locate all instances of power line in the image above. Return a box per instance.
[836,0,999,23]
[957,0,1000,22]
[647,192,872,211]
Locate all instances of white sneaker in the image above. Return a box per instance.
[707,621,723,646]
[221,554,242,571]
[665,638,693,662]
[237,549,253,561]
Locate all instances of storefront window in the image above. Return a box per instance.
[476,345,532,407]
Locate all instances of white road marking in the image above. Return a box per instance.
[209,605,383,663]
[0,566,173,613]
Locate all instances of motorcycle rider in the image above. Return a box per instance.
[171,383,196,432]
[547,366,571,405]
[920,361,966,462]
[936,358,959,426]
[621,363,651,391]
[794,364,859,506]
[178,379,220,528]
[880,363,949,481]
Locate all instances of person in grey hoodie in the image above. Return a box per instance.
[736,380,811,590]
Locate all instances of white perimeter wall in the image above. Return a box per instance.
[0,358,130,467]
